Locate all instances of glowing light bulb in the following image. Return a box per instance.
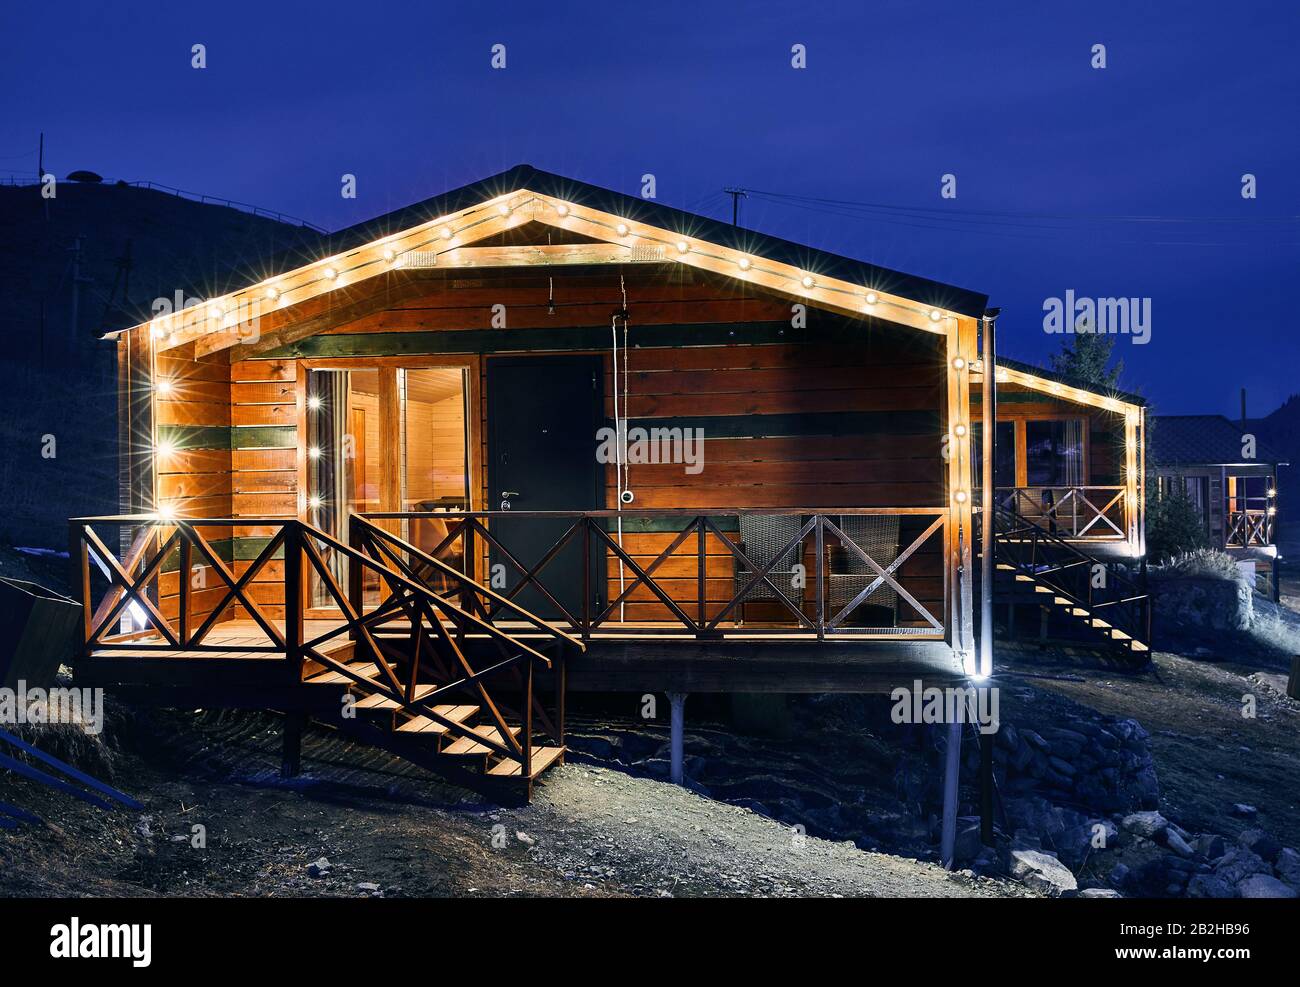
[307,395,323,411]
[383,248,395,262]
[155,379,174,396]
[208,305,223,320]
[929,309,943,322]
[308,495,323,510]
[952,357,966,371]
[616,223,629,236]
[308,446,321,459]
[1268,487,1277,498]
[954,424,968,437]
[323,267,338,280]
[440,226,453,240]
[801,275,815,289]
[156,439,176,457]
[865,292,878,306]
[954,490,969,504]
[555,203,569,217]
[266,286,279,301]
[737,257,752,271]
[497,203,511,217]
[156,502,176,519]
[676,241,689,254]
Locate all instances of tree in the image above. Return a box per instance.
[1050,324,1123,389]
[1146,486,1210,563]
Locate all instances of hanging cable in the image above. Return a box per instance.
[612,274,632,621]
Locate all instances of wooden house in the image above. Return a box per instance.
[1152,414,1285,595]
[70,165,1149,803]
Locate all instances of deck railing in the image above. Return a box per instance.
[988,486,1128,541]
[68,516,580,775]
[1225,500,1274,548]
[358,508,952,642]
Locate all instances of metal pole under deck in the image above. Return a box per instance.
[667,692,688,785]
[979,309,999,846]
[940,718,962,869]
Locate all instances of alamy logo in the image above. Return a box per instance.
[50,917,151,967]
[0,683,103,734]
[596,424,704,475]
[890,680,1000,734]
[1043,290,1151,345]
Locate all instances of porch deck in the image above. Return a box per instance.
[83,617,966,696]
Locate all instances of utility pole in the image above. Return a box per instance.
[723,187,747,227]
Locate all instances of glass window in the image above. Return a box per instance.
[1025,419,1084,486]
[971,421,1016,488]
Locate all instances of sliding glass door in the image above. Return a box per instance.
[308,364,472,609]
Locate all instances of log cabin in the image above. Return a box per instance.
[69,165,1149,807]
[1152,414,1285,597]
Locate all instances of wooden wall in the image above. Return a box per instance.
[152,262,953,629]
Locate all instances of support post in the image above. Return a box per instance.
[940,718,962,869]
[978,308,999,847]
[282,712,304,779]
[667,691,688,785]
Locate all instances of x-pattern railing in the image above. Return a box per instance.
[995,486,1127,540]
[1226,507,1273,548]
[69,516,581,775]
[361,509,951,641]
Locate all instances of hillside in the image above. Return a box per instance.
[0,181,323,546]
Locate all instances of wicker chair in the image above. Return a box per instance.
[733,514,805,625]
[827,514,901,627]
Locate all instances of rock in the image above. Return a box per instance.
[135,816,154,839]
[308,857,332,878]
[1214,847,1270,886]
[515,831,535,846]
[1236,874,1298,898]
[1108,863,1131,889]
[1274,847,1300,886]
[1010,849,1078,896]
[1121,810,1168,839]
[1162,829,1196,858]
[1192,834,1227,860]
[1237,829,1281,864]
[1187,874,1235,898]
[1080,887,1123,898]
[356,882,381,893]
[953,821,984,863]
[1230,803,1258,819]
[1047,755,1077,777]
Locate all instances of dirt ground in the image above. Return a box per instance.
[0,708,1024,899]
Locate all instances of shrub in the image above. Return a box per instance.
[1151,548,1247,584]
[1145,488,1209,563]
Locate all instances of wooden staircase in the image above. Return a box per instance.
[982,506,1151,665]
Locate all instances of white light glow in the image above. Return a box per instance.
[929,309,942,322]
[307,395,323,411]
[737,257,752,271]
[801,275,815,289]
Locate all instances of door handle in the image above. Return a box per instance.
[500,490,520,511]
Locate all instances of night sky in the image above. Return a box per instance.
[3,0,1297,416]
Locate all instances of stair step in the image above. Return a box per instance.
[304,661,382,686]
[355,683,437,710]
[1015,574,1035,583]
[487,745,565,779]
[996,564,1017,572]
[442,725,522,757]
[1130,640,1150,652]
[395,704,479,734]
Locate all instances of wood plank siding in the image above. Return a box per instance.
[146,260,957,629]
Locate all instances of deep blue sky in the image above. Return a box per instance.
[3,0,1297,415]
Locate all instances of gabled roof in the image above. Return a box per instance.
[1152,415,1288,466]
[109,164,990,356]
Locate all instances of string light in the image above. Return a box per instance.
[929,309,943,322]
[265,286,279,301]
[555,203,569,217]
[497,203,512,216]
[801,275,815,289]
[307,395,322,411]
[308,446,321,459]
[308,495,323,509]
[616,222,629,236]
[156,502,177,519]
[737,257,752,271]
[440,227,453,240]
[156,438,176,457]
[953,424,968,437]
[155,379,174,396]
[954,490,969,504]
[676,241,689,254]
[382,248,396,262]
[952,357,966,371]
[864,292,878,306]
[323,267,338,281]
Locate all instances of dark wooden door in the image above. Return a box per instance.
[487,356,603,622]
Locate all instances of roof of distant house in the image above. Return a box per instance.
[1152,415,1289,466]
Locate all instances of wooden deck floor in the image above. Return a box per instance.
[83,617,965,698]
